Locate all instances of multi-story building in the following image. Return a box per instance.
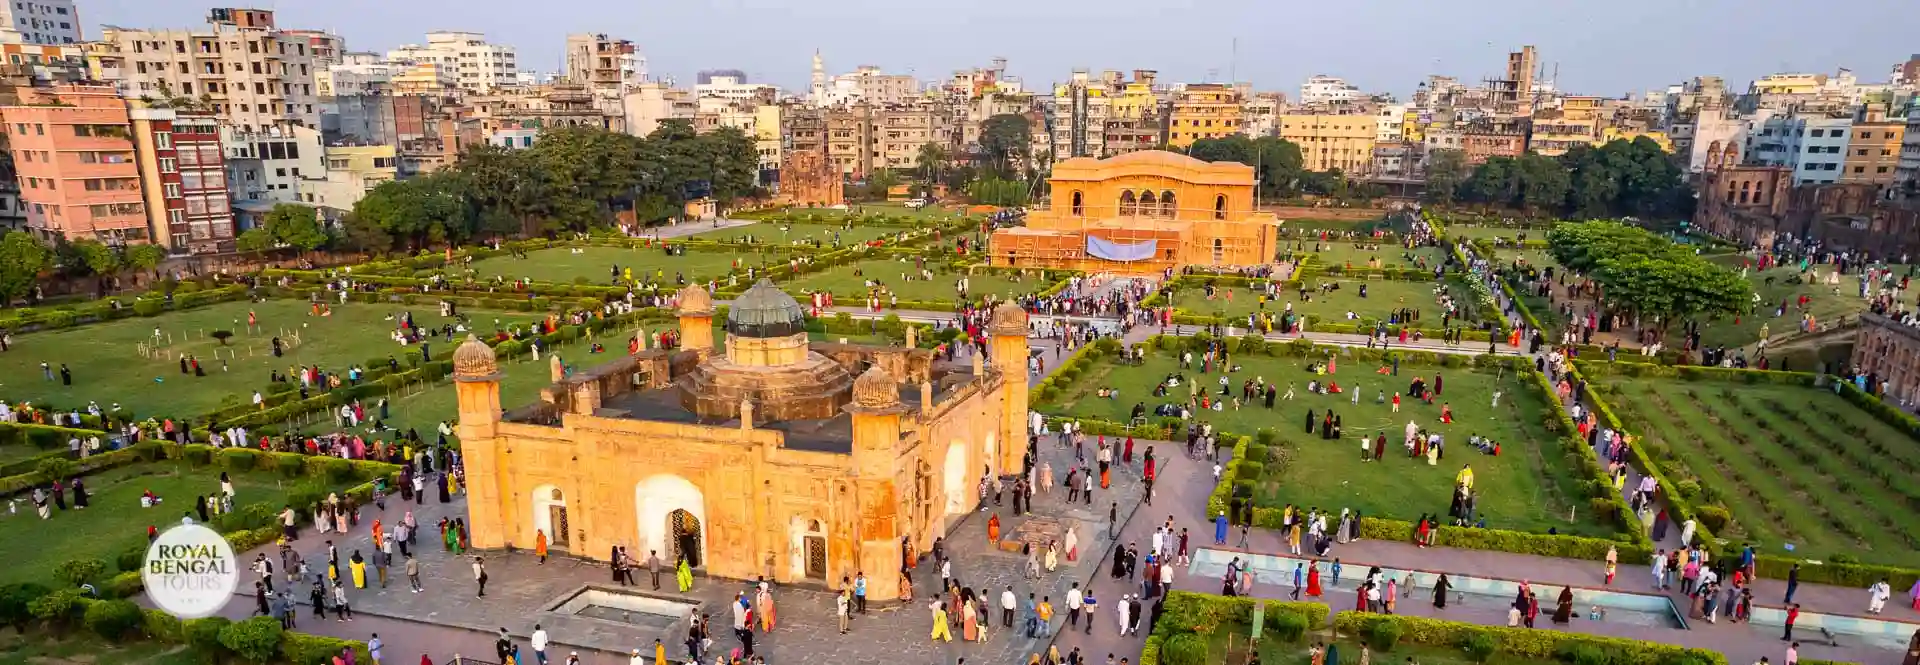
[1374,104,1408,143]
[90,8,322,131]
[387,32,516,93]
[1278,112,1374,174]
[316,53,397,97]
[812,60,919,107]
[1840,104,1905,187]
[280,29,345,67]
[1694,141,1794,247]
[566,33,640,124]
[1748,113,1854,185]
[1488,46,1536,112]
[1,84,149,243]
[129,106,233,254]
[298,142,395,220]
[1896,98,1920,190]
[1679,98,1750,173]
[874,103,953,172]
[221,123,322,205]
[752,104,781,177]
[1299,75,1362,106]
[1240,93,1280,139]
[391,62,458,95]
[1528,95,1602,156]
[1462,120,1528,165]
[695,74,775,109]
[825,104,873,177]
[1167,83,1239,149]
[0,0,81,45]
[622,82,694,137]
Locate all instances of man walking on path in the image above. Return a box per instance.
[647,550,662,590]
[474,557,488,597]
[531,624,549,665]
[405,555,422,592]
[1781,604,1799,640]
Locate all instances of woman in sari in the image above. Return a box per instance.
[987,514,1001,544]
[1044,540,1059,571]
[534,530,549,564]
[960,592,979,641]
[442,522,458,553]
[1306,561,1323,597]
[1064,527,1078,561]
[675,556,693,592]
[755,583,777,632]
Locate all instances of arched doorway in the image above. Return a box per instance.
[943,441,969,515]
[796,519,827,581]
[635,474,706,567]
[532,485,570,550]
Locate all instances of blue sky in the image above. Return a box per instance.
[83,0,1915,99]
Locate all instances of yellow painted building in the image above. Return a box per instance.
[989,150,1278,273]
[1597,127,1674,152]
[300,144,397,213]
[1167,84,1239,148]
[1401,110,1424,143]
[453,286,1030,600]
[1278,113,1376,174]
[1750,73,1826,95]
[1530,96,1603,156]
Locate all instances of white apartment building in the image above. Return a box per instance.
[92,9,321,131]
[1747,113,1853,185]
[1376,103,1408,142]
[386,31,517,93]
[221,124,323,204]
[1241,94,1280,138]
[1300,75,1363,106]
[695,75,776,109]
[622,82,694,137]
[0,0,79,45]
[316,54,397,97]
[1899,98,1920,189]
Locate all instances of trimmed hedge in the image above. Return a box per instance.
[1140,591,1329,665]
[1332,612,1724,665]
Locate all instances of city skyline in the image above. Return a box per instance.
[85,0,1917,98]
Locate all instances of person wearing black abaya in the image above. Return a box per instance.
[437,473,451,503]
[1305,409,1316,434]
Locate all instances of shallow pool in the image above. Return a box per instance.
[1188,548,1687,629]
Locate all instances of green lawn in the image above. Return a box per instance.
[0,300,539,420]
[1172,279,1454,328]
[687,222,913,247]
[778,259,1046,305]
[1597,376,1920,567]
[1276,239,1446,270]
[0,635,199,665]
[1044,353,1607,536]
[459,246,751,285]
[0,461,340,585]
[1676,261,1901,348]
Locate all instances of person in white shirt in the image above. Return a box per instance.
[1116,593,1132,634]
[1001,586,1017,628]
[530,625,549,665]
[1868,579,1891,613]
[1066,583,1084,628]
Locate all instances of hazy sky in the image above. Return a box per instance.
[84,0,1916,99]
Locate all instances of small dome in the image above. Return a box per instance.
[988,302,1029,335]
[727,279,807,339]
[452,334,498,380]
[852,365,899,408]
[676,284,713,315]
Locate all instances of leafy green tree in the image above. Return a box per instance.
[1423,148,1468,206]
[122,243,165,272]
[234,228,274,256]
[1514,153,1570,213]
[1547,221,1750,336]
[261,203,328,252]
[1187,136,1305,199]
[967,177,1029,206]
[0,231,50,303]
[979,114,1031,179]
[70,239,120,276]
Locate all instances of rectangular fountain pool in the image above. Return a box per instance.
[1189,549,1689,629]
[1747,605,1919,651]
[546,587,700,632]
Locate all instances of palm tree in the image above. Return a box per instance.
[915,143,948,188]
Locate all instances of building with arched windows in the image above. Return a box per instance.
[988,150,1279,273]
[451,282,1028,600]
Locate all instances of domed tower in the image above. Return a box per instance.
[843,364,908,601]
[986,302,1031,472]
[677,280,856,422]
[676,284,715,354]
[451,334,507,550]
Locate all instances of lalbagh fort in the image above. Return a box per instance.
[10,34,1920,664]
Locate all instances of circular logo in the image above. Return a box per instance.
[142,524,238,619]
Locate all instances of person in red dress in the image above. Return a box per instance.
[1306,562,1323,597]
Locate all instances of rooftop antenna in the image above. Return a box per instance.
[1230,37,1238,84]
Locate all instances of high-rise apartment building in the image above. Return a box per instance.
[129,106,234,254]
[0,0,81,45]
[1,84,148,243]
[90,8,322,132]
[386,31,517,93]
[1167,83,1239,148]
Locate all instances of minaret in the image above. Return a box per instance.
[987,303,1032,474]
[845,366,908,599]
[810,49,827,106]
[451,335,506,550]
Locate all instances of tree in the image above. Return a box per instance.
[1187,136,1305,200]
[217,616,285,663]
[978,114,1031,179]
[260,203,328,253]
[1514,153,1570,213]
[122,244,165,272]
[914,142,949,189]
[69,239,120,276]
[1424,149,1468,206]
[233,228,274,256]
[1547,221,1751,336]
[0,231,50,304]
